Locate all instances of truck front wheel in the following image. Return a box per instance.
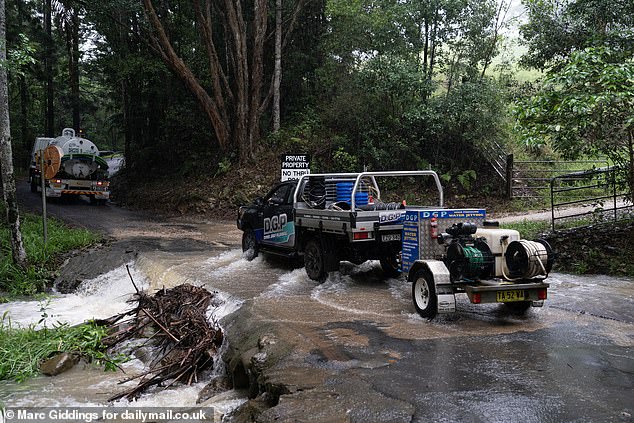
[304,239,327,282]
[412,270,437,318]
[242,229,259,261]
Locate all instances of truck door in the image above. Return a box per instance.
[261,182,296,249]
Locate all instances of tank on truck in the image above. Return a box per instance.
[293,170,443,208]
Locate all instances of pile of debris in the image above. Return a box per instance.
[101,276,223,401]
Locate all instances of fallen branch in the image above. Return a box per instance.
[103,283,223,401]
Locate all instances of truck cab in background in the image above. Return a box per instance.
[29,128,111,205]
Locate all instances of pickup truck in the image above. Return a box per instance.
[237,171,444,281]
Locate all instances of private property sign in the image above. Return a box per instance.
[280,154,311,181]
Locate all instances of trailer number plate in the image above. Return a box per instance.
[382,234,401,242]
[496,290,525,302]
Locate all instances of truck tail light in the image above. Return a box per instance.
[97,181,103,186]
[471,293,481,304]
[537,289,547,300]
[353,232,369,240]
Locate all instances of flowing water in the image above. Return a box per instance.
[1,243,632,421]
[0,257,248,418]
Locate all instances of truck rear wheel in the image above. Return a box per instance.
[242,228,259,261]
[380,252,401,279]
[304,238,327,282]
[412,269,437,318]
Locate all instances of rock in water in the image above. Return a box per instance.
[40,352,79,376]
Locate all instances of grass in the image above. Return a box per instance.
[1,206,100,297]
[500,219,551,240]
[0,314,122,382]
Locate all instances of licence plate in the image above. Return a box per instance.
[382,233,401,242]
[496,290,525,302]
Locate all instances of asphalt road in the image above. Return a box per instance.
[15,182,634,422]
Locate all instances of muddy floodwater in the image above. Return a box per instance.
[6,184,634,422]
[2,243,633,421]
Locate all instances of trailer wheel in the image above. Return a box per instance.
[304,238,327,282]
[241,228,259,261]
[505,301,531,315]
[411,269,437,318]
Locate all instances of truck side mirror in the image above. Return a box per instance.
[254,197,265,207]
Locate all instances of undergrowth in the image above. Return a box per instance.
[1,205,99,297]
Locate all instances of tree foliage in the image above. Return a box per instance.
[5,0,517,194]
[515,46,634,195]
[520,0,634,70]
[313,0,510,185]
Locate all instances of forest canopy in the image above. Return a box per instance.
[3,0,633,194]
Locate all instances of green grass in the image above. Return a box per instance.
[500,219,551,240]
[1,207,100,297]
[0,314,122,382]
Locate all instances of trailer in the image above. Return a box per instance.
[402,209,554,318]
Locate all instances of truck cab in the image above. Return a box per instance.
[237,180,299,260]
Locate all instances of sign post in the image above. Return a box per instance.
[39,151,48,246]
[280,154,311,182]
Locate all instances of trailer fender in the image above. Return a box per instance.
[408,260,456,315]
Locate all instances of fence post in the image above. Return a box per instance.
[612,168,617,222]
[506,154,514,199]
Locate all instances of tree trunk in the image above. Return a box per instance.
[62,6,81,132]
[627,130,634,201]
[45,0,54,136]
[247,0,268,161]
[0,0,28,269]
[273,0,282,132]
[143,0,302,164]
[480,0,509,82]
[143,0,230,150]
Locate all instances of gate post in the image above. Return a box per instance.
[506,154,514,199]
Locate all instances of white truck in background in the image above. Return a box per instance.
[29,128,111,205]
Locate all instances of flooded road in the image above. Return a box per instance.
[135,242,633,422]
[9,186,634,422]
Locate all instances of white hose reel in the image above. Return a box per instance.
[504,239,554,279]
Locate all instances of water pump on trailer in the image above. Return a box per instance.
[403,211,555,318]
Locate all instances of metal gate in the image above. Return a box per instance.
[550,168,632,231]
[506,154,609,199]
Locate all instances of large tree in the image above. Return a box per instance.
[0,0,27,269]
[141,0,305,164]
[520,0,634,70]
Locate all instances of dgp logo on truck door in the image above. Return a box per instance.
[263,213,294,244]
[264,214,288,234]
